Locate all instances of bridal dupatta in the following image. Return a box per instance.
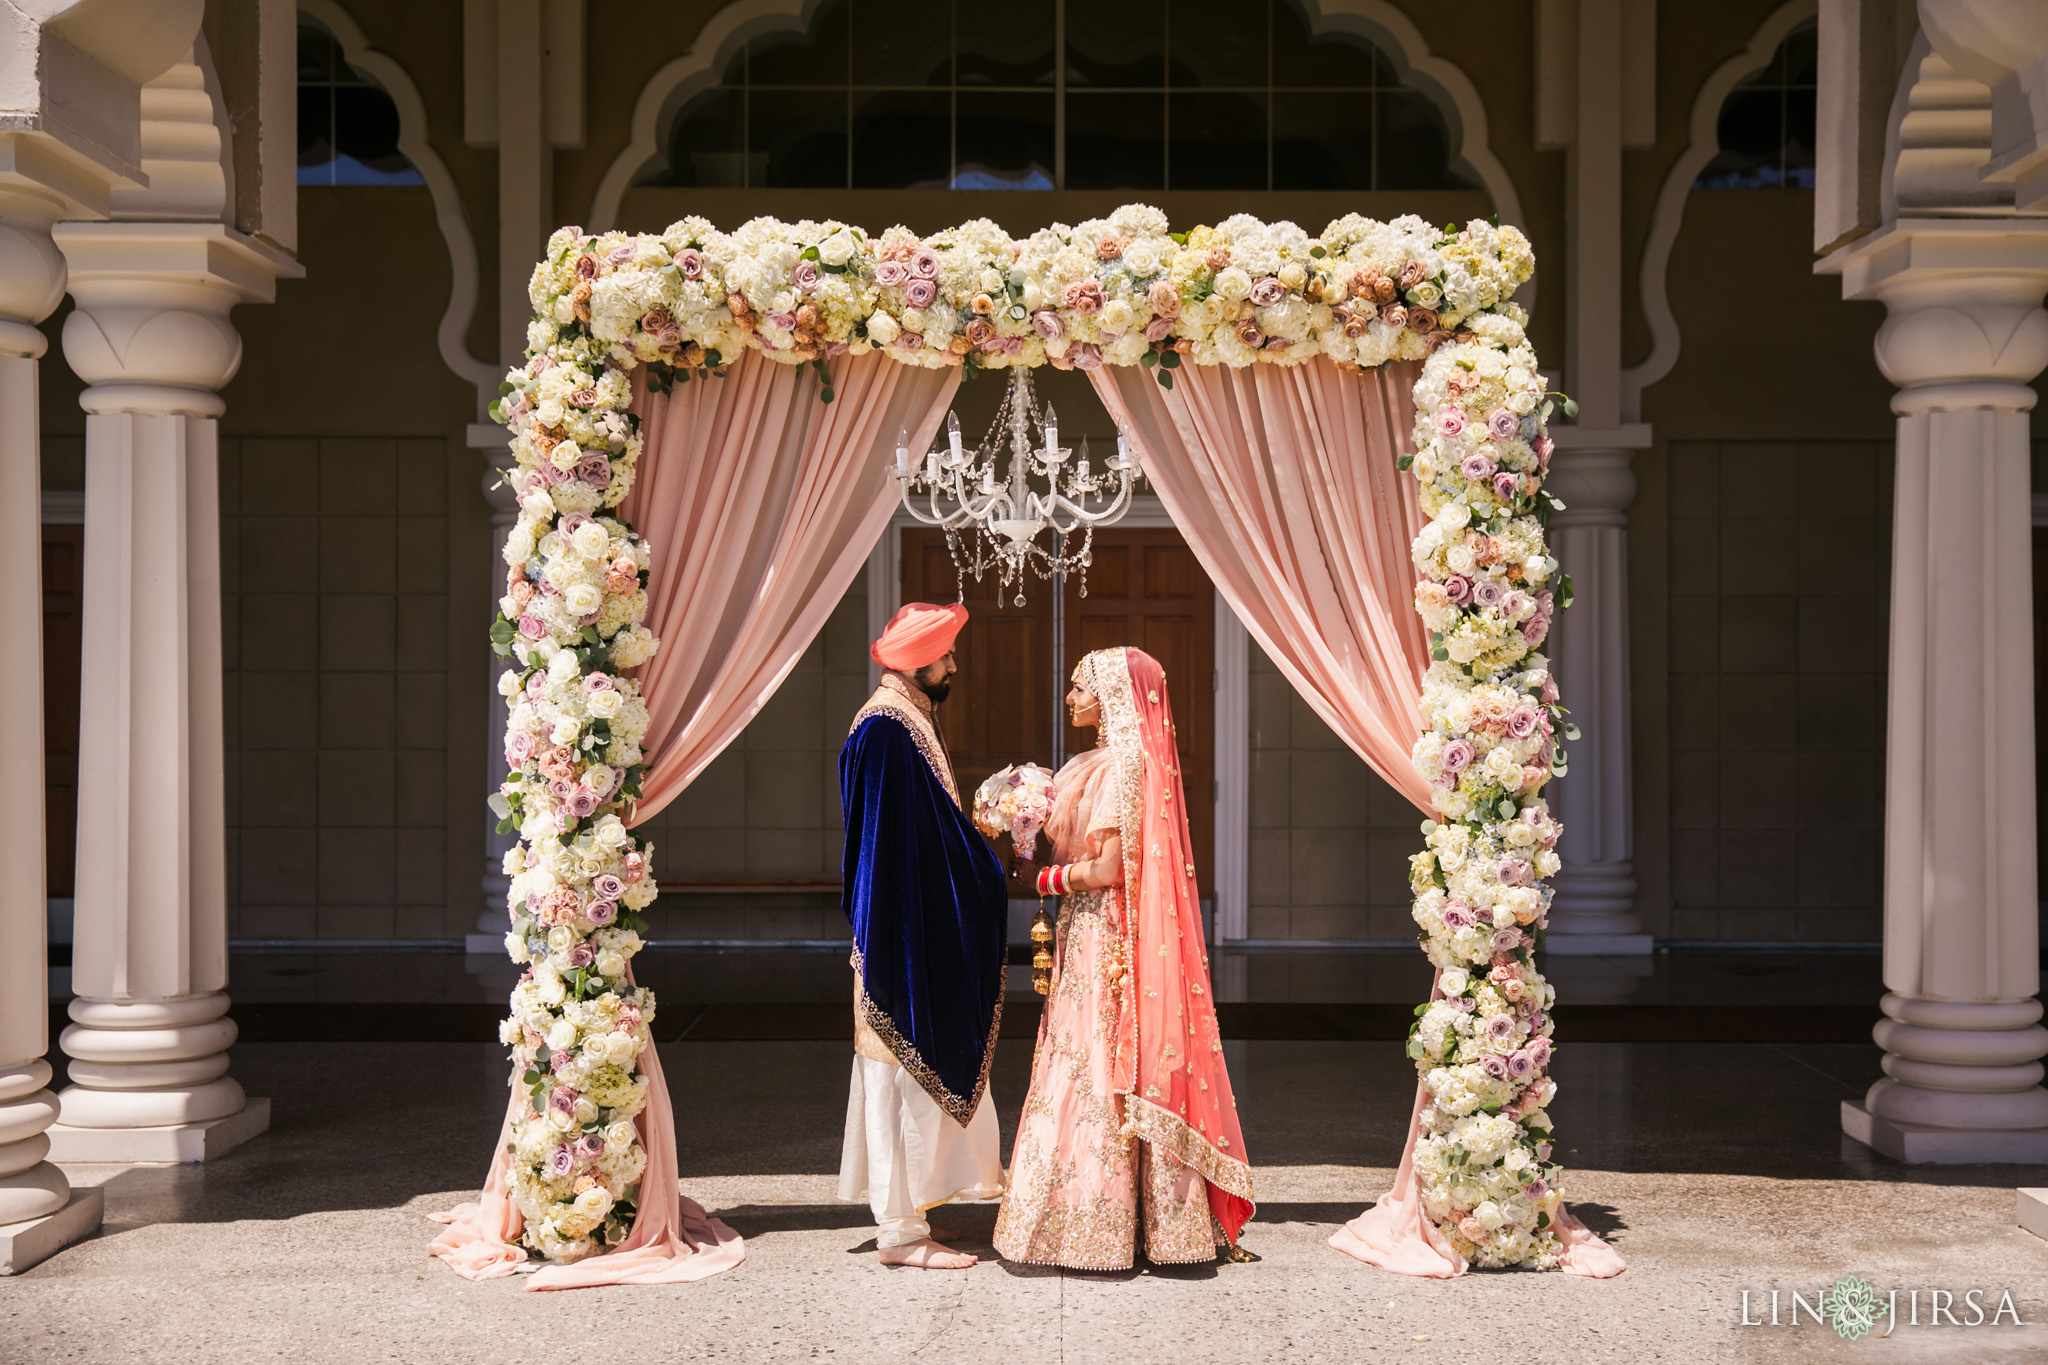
[1085,647,1256,1244]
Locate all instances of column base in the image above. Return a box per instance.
[2021,1189,2048,1242]
[1543,932,1654,956]
[1842,1098,2048,1163]
[0,1185,102,1274]
[46,1097,269,1164]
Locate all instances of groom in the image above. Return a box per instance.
[836,601,1009,1269]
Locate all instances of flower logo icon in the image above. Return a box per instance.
[1821,1275,1882,1340]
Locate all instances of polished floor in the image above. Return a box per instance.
[18,1002,2048,1362]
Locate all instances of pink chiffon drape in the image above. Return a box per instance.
[1090,359,1433,811]
[1091,358,1622,1279]
[623,349,961,822]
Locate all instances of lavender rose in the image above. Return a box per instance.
[676,249,705,280]
[1506,707,1539,739]
[1459,452,1495,481]
[1492,471,1520,503]
[1441,739,1476,773]
[1442,901,1475,929]
[905,277,938,309]
[1444,575,1473,606]
[1249,276,1285,307]
[1506,1049,1537,1080]
[577,452,613,485]
[1484,1013,1516,1042]
[911,248,939,279]
[1481,1054,1510,1080]
[549,1084,578,1115]
[1472,578,1503,608]
[1032,309,1064,340]
[586,899,618,926]
[575,1132,606,1159]
[1486,408,1520,442]
[548,1143,576,1178]
[1490,926,1523,952]
[792,260,821,293]
[875,260,909,288]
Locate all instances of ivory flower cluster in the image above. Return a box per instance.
[488,251,672,1265]
[1400,315,1578,1271]
[971,764,1058,860]
[514,209,1532,380]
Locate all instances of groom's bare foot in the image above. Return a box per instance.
[879,1237,976,1269]
[929,1225,962,1242]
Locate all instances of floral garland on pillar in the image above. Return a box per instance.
[1402,321,1582,1269]
[488,207,1574,1269]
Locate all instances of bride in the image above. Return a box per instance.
[993,646,1255,1269]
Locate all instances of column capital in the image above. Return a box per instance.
[53,221,302,400]
[1545,429,1649,529]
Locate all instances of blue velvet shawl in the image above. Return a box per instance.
[840,711,1007,1125]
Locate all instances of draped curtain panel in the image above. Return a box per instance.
[1089,359,1434,813]
[621,350,961,825]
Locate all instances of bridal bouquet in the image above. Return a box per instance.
[972,764,1058,858]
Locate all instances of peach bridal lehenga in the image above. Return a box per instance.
[992,647,1255,1270]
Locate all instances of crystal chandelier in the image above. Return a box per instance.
[892,367,1141,605]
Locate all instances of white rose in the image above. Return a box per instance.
[1473,1200,1505,1231]
[605,1119,637,1149]
[549,441,580,473]
[502,846,526,876]
[594,816,629,848]
[573,1186,612,1219]
[547,925,575,953]
[1100,298,1134,333]
[1278,262,1307,291]
[503,527,536,566]
[586,688,623,719]
[548,648,578,682]
[1409,281,1442,307]
[1213,267,1251,301]
[551,716,581,746]
[571,523,609,559]
[565,583,603,616]
[866,311,900,345]
[547,1019,577,1051]
[899,307,926,334]
[538,974,566,1005]
[547,1106,576,1131]
[1492,906,1516,929]
[1125,244,1160,276]
[498,670,523,698]
[596,949,626,978]
[505,931,529,962]
[573,1097,598,1125]
[1439,968,1469,996]
[817,230,854,267]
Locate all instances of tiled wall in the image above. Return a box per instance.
[222,436,465,941]
[1246,642,1418,942]
[1665,441,1892,942]
[627,576,874,941]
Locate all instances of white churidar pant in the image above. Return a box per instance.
[837,1057,1002,1248]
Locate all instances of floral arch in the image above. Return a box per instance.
[482,206,1580,1272]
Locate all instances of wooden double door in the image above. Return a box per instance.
[903,527,1215,887]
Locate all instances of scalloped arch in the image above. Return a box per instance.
[298,0,498,413]
[585,0,1524,233]
[1622,0,1816,418]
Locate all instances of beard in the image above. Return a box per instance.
[915,674,951,705]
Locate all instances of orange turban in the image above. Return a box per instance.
[870,601,968,671]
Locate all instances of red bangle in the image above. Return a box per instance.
[1036,866,1054,896]
[1054,864,1070,895]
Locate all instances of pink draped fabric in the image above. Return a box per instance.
[621,350,961,822]
[429,1001,745,1288]
[1090,360,1433,811]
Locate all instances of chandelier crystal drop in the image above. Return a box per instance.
[891,367,1140,605]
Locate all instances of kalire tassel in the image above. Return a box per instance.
[1029,899,1055,995]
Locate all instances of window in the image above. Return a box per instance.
[297,17,422,186]
[1694,21,1816,189]
[650,0,1466,192]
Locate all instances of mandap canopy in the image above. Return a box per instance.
[428,206,1620,1288]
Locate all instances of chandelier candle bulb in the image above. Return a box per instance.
[1043,404,1059,461]
[894,430,909,478]
[946,410,965,464]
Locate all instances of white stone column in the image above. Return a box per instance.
[46,222,293,1163]
[1544,432,1654,955]
[468,467,521,954]
[1824,219,2048,1163]
[0,195,104,1269]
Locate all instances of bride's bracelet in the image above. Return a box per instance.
[1035,864,1074,897]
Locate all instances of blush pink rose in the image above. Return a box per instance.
[875,260,909,288]
[1146,281,1180,318]
[904,278,938,309]
[1249,277,1285,306]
